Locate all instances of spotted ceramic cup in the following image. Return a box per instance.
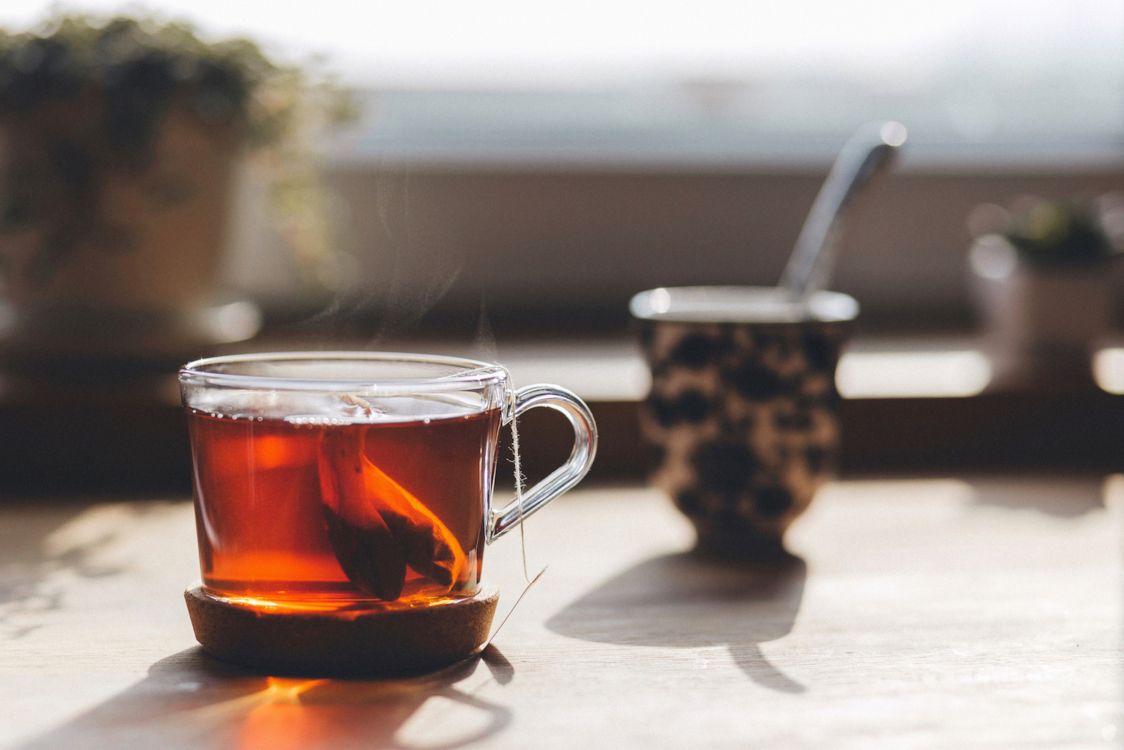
[630,286,858,558]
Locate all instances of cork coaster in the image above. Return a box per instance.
[185,586,499,676]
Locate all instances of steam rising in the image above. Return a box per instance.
[301,171,468,345]
[472,294,500,363]
[370,173,463,341]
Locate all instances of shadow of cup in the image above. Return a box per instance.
[19,646,514,750]
[630,286,858,558]
[547,552,807,692]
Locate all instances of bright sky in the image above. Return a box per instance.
[0,1,1119,88]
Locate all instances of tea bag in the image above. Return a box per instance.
[318,436,408,600]
[319,428,467,599]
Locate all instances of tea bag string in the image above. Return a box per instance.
[509,406,531,584]
[483,381,547,649]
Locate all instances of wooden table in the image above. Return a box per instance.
[1,478,1120,748]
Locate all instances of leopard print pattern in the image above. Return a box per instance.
[637,318,851,555]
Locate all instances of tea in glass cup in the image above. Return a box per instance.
[180,352,596,612]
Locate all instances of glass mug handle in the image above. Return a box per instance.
[488,384,598,541]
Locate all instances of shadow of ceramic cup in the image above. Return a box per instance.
[547,551,807,692]
[630,286,858,558]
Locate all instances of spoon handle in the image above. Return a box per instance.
[780,121,907,302]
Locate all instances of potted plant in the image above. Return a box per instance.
[0,13,346,363]
[968,195,1124,388]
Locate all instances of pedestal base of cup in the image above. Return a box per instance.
[691,524,790,561]
[185,585,499,676]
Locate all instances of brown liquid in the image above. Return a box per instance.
[187,406,501,610]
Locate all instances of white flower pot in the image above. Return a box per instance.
[970,236,1117,389]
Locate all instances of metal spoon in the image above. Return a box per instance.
[779,121,907,303]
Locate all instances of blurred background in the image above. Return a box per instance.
[1,1,1122,490]
[3,0,1120,331]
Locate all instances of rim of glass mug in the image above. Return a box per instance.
[179,351,509,396]
[629,286,859,324]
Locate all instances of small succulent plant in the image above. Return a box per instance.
[973,195,1124,269]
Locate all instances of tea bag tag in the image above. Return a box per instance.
[484,566,546,648]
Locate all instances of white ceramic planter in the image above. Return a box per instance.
[970,235,1118,388]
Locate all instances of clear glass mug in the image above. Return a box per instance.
[179,352,597,611]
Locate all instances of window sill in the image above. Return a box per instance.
[2,333,1121,495]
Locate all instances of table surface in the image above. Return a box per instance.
[0,478,1120,749]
